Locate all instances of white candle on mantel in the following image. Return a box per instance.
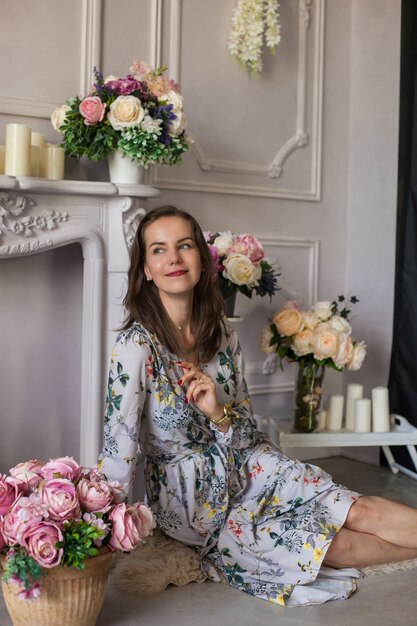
[318,409,327,431]
[5,123,31,176]
[43,144,65,180]
[354,398,371,433]
[327,395,344,431]
[345,383,363,430]
[0,145,5,174]
[372,386,390,432]
[31,132,45,177]
[30,145,40,177]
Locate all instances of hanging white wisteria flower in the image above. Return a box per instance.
[228,0,281,74]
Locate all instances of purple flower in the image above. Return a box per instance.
[106,75,143,95]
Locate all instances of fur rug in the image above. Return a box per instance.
[112,531,417,597]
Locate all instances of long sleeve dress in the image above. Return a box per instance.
[98,321,361,607]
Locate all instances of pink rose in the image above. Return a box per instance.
[21,521,63,568]
[231,234,264,263]
[8,460,44,492]
[109,502,155,552]
[42,478,80,522]
[0,475,18,516]
[79,96,106,126]
[40,456,81,481]
[77,478,113,513]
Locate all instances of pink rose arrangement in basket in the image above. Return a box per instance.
[0,456,155,600]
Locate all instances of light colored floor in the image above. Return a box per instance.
[2,456,417,626]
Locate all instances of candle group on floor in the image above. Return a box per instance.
[0,124,65,179]
[321,384,391,433]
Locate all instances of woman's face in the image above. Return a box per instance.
[143,216,202,299]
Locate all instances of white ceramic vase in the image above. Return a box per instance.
[107,150,144,184]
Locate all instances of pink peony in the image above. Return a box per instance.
[77,478,113,513]
[21,521,63,568]
[2,496,44,546]
[105,75,142,95]
[0,519,5,551]
[109,502,155,552]
[79,96,106,126]
[42,478,80,522]
[231,234,264,264]
[0,475,18,516]
[8,460,44,492]
[40,456,81,481]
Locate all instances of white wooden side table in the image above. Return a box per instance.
[260,414,417,480]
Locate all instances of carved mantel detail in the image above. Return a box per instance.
[0,191,68,244]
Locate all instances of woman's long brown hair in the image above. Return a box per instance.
[123,205,225,362]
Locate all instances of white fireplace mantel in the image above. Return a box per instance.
[0,175,160,466]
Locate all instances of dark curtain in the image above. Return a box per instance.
[387,0,417,469]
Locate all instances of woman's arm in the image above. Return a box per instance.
[98,328,151,497]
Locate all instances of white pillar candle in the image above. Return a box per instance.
[30,145,40,177]
[0,145,5,174]
[31,132,46,177]
[43,144,65,180]
[372,386,390,432]
[5,123,31,176]
[354,398,371,433]
[345,383,363,430]
[318,409,327,430]
[327,395,344,431]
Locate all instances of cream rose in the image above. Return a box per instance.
[213,233,234,256]
[292,329,313,356]
[168,111,187,136]
[107,95,145,130]
[259,325,276,355]
[329,315,351,335]
[273,308,304,337]
[104,74,119,84]
[302,310,319,330]
[159,89,184,112]
[222,253,261,287]
[333,334,353,369]
[51,104,71,131]
[311,324,339,360]
[347,341,367,371]
[314,301,332,321]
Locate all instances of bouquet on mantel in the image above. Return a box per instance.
[0,456,155,600]
[51,59,190,167]
[204,231,279,301]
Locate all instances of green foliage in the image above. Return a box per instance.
[2,549,45,591]
[56,521,104,569]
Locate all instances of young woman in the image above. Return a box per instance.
[99,205,417,607]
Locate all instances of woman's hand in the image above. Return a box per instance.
[177,361,225,424]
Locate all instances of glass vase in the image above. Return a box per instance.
[293,360,325,433]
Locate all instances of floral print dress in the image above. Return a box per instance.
[99,322,361,607]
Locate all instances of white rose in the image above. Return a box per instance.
[104,74,119,84]
[158,89,184,112]
[223,253,262,287]
[51,104,71,131]
[329,315,351,335]
[107,95,145,130]
[314,301,332,321]
[302,310,319,330]
[347,341,367,371]
[213,234,234,256]
[333,334,353,369]
[168,111,187,136]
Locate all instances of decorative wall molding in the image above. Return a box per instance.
[248,382,294,397]
[80,0,103,96]
[0,0,102,118]
[149,0,163,70]
[151,0,324,201]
